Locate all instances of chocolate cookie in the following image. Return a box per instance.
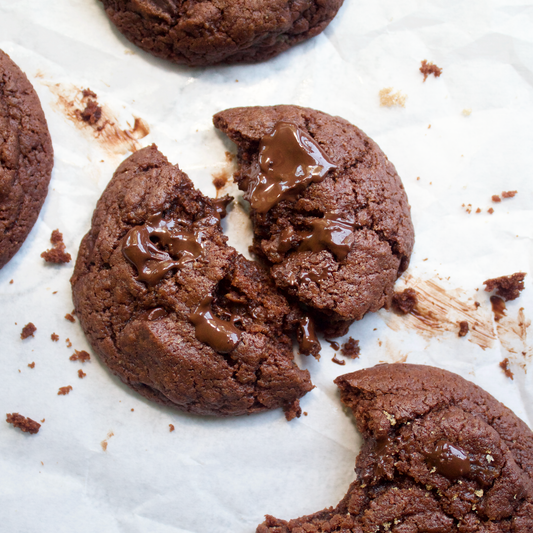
[214,106,414,336]
[99,0,344,66]
[0,50,54,269]
[258,364,533,532]
[71,145,318,418]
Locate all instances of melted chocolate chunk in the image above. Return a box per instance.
[247,122,336,213]
[212,195,233,220]
[425,440,471,479]
[297,316,319,355]
[122,213,206,287]
[298,213,355,261]
[189,295,242,353]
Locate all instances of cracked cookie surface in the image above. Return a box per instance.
[71,145,316,418]
[0,50,54,269]
[258,364,533,532]
[214,106,414,336]
[99,0,344,66]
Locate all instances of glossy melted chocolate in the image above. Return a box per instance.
[247,122,336,213]
[298,316,319,354]
[298,213,355,261]
[122,213,205,287]
[189,295,242,353]
[425,440,472,479]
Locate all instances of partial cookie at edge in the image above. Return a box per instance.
[0,50,54,269]
[99,0,345,66]
[258,363,533,532]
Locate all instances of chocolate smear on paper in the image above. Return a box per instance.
[45,83,149,154]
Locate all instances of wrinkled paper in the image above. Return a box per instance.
[1,1,532,531]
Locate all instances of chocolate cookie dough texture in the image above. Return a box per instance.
[99,0,344,66]
[259,364,533,532]
[214,106,414,336]
[0,50,54,269]
[72,145,318,418]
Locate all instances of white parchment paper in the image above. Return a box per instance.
[1,1,532,531]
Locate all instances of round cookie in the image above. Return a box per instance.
[258,364,533,532]
[0,50,54,269]
[99,0,344,66]
[71,145,318,418]
[213,106,414,336]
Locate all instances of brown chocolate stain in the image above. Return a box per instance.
[101,430,114,452]
[384,276,496,350]
[212,153,238,198]
[45,82,149,154]
[494,307,532,365]
[490,296,506,321]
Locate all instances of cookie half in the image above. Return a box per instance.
[99,0,344,66]
[214,106,414,336]
[258,364,533,532]
[0,50,54,269]
[71,145,317,418]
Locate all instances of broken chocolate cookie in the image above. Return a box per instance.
[72,145,318,418]
[214,106,414,336]
[258,363,533,532]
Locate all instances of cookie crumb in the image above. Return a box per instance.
[492,195,501,203]
[499,358,514,380]
[21,322,37,339]
[475,208,481,213]
[502,190,517,199]
[28,362,35,369]
[82,88,97,98]
[212,171,229,191]
[9,279,13,284]
[6,413,41,434]
[70,350,91,362]
[392,288,418,314]
[65,313,75,323]
[41,418,45,423]
[41,229,71,264]
[487,207,494,214]
[332,355,346,366]
[284,399,302,421]
[420,60,442,82]
[379,87,407,108]
[483,272,526,301]
[66,338,72,348]
[169,424,175,432]
[78,369,86,379]
[458,321,469,337]
[81,99,102,125]
[57,385,73,396]
[341,337,360,359]
[462,108,472,116]
[131,408,134,412]
[51,333,59,342]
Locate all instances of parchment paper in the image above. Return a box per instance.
[1,1,532,532]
